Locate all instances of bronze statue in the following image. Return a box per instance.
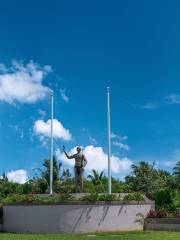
[62,146,87,193]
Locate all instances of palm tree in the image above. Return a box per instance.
[32,156,60,193]
[125,161,157,192]
[42,156,59,185]
[88,170,104,186]
[61,168,71,181]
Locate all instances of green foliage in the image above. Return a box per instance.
[80,193,99,201]
[125,161,169,193]
[42,157,59,185]
[97,194,116,201]
[173,161,180,189]
[111,178,131,193]
[153,189,172,209]
[81,193,117,202]
[169,190,180,211]
[83,179,94,193]
[122,193,144,203]
[31,156,61,193]
[2,194,28,204]
[2,193,76,205]
[88,170,104,184]
[1,157,180,213]
[55,179,75,194]
[0,180,23,197]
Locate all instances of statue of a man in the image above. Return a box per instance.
[63,146,87,193]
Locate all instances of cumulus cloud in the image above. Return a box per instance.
[113,141,130,151]
[60,89,69,102]
[56,145,132,175]
[33,118,72,141]
[0,60,52,104]
[7,169,28,184]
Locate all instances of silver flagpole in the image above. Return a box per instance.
[50,90,54,195]
[107,87,112,194]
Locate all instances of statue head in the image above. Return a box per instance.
[76,147,81,153]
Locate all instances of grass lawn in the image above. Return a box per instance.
[0,231,180,240]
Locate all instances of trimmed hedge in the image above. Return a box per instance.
[0,192,145,205]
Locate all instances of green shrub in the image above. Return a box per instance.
[1,193,76,205]
[153,189,172,209]
[122,193,144,203]
[171,190,180,209]
[81,193,117,202]
[2,194,27,204]
[81,193,99,202]
[97,194,116,201]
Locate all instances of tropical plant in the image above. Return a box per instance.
[125,161,169,193]
[122,193,144,203]
[81,193,117,202]
[153,189,172,209]
[87,170,104,186]
[31,156,60,193]
[42,156,60,185]
[173,161,180,189]
[61,168,71,181]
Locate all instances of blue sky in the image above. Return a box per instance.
[1,0,180,182]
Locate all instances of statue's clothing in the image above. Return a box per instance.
[74,167,84,193]
[67,152,87,193]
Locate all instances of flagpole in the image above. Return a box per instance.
[50,90,54,195]
[107,87,112,194]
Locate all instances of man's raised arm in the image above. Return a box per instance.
[63,147,75,159]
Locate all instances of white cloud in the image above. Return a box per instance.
[166,94,180,105]
[111,132,128,141]
[113,141,130,151]
[0,63,7,73]
[0,60,52,104]
[156,149,180,169]
[38,109,46,119]
[89,136,97,145]
[7,169,28,184]
[33,118,72,141]
[60,89,69,102]
[142,102,158,109]
[56,145,132,176]
[8,124,24,139]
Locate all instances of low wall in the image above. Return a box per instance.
[145,218,180,232]
[2,202,153,233]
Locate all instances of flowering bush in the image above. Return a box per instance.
[147,209,167,218]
